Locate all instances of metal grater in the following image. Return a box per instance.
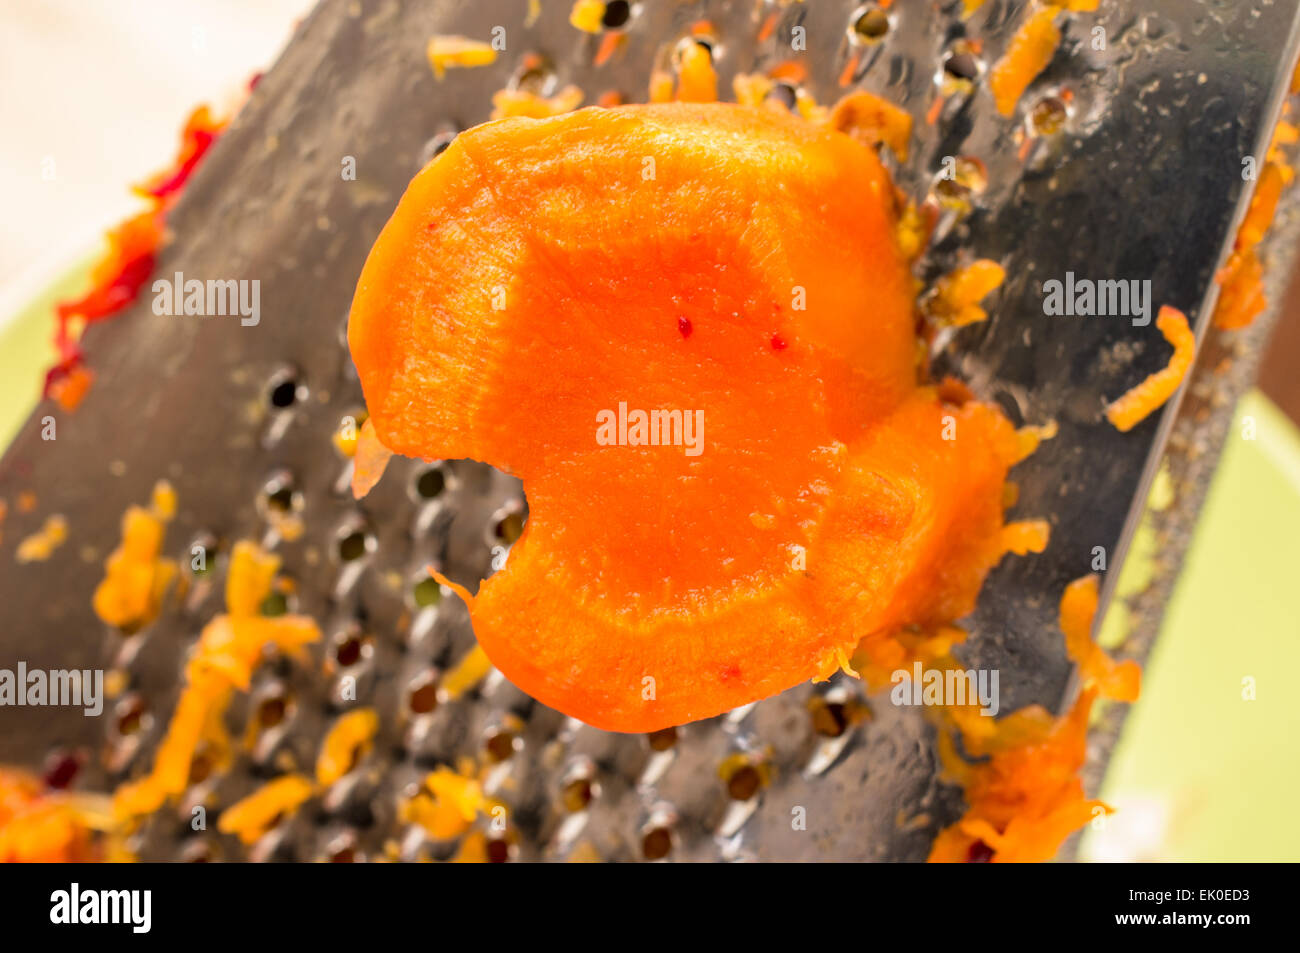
[2,0,1298,862]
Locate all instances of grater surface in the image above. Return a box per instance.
[2,0,1299,862]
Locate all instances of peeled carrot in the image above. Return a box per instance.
[348,103,1022,731]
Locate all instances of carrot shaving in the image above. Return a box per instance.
[989,6,1061,117]
[431,568,476,609]
[0,769,120,863]
[92,481,178,630]
[648,70,675,103]
[400,767,486,840]
[1105,306,1195,432]
[490,85,585,119]
[316,708,380,787]
[351,418,395,499]
[594,31,625,66]
[1001,519,1050,556]
[676,41,718,103]
[1213,248,1267,331]
[1060,575,1140,702]
[426,36,498,80]
[838,52,861,88]
[112,541,321,821]
[441,644,494,699]
[217,774,315,845]
[1013,420,1058,465]
[569,1,605,35]
[928,259,1006,327]
[929,684,1108,862]
[15,515,68,564]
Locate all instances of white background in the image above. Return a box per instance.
[0,0,314,320]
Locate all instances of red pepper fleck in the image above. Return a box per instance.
[42,750,83,790]
[770,334,787,351]
[677,316,693,338]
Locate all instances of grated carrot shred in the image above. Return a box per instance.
[989,6,1061,117]
[1105,306,1195,432]
[426,36,498,80]
[827,90,913,161]
[929,259,1006,327]
[217,774,315,845]
[316,708,380,787]
[1060,575,1140,702]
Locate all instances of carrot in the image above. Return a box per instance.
[426,36,497,80]
[1060,575,1140,702]
[827,90,913,161]
[113,542,321,820]
[1105,306,1195,432]
[928,259,1006,326]
[217,775,314,845]
[348,103,1023,731]
[989,6,1061,117]
[316,708,380,787]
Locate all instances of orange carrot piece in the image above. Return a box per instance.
[1105,306,1195,432]
[989,6,1061,117]
[348,104,1023,731]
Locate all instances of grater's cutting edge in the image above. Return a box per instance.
[1,0,1297,862]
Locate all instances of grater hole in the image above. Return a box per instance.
[561,777,596,812]
[765,82,799,111]
[188,744,218,785]
[256,689,293,729]
[849,4,890,45]
[601,0,631,29]
[407,671,440,714]
[181,840,217,863]
[484,727,517,762]
[642,825,673,860]
[259,577,296,617]
[726,764,763,801]
[490,504,527,545]
[942,44,983,85]
[673,36,714,70]
[931,156,988,210]
[810,698,850,738]
[1029,94,1068,136]
[325,833,359,863]
[335,526,374,563]
[42,748,84,790]
[411,465,448,501]
[646,726,678,751]
[411,575,443,609]
[487,837,513,863]
[419,130,458,167]
[334,632,370,669]
[115,694,149,737]
[266,369,301,410]
[258,470,303,519]
[513,56,558,96]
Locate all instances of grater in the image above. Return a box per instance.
[2,0,1298,862]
